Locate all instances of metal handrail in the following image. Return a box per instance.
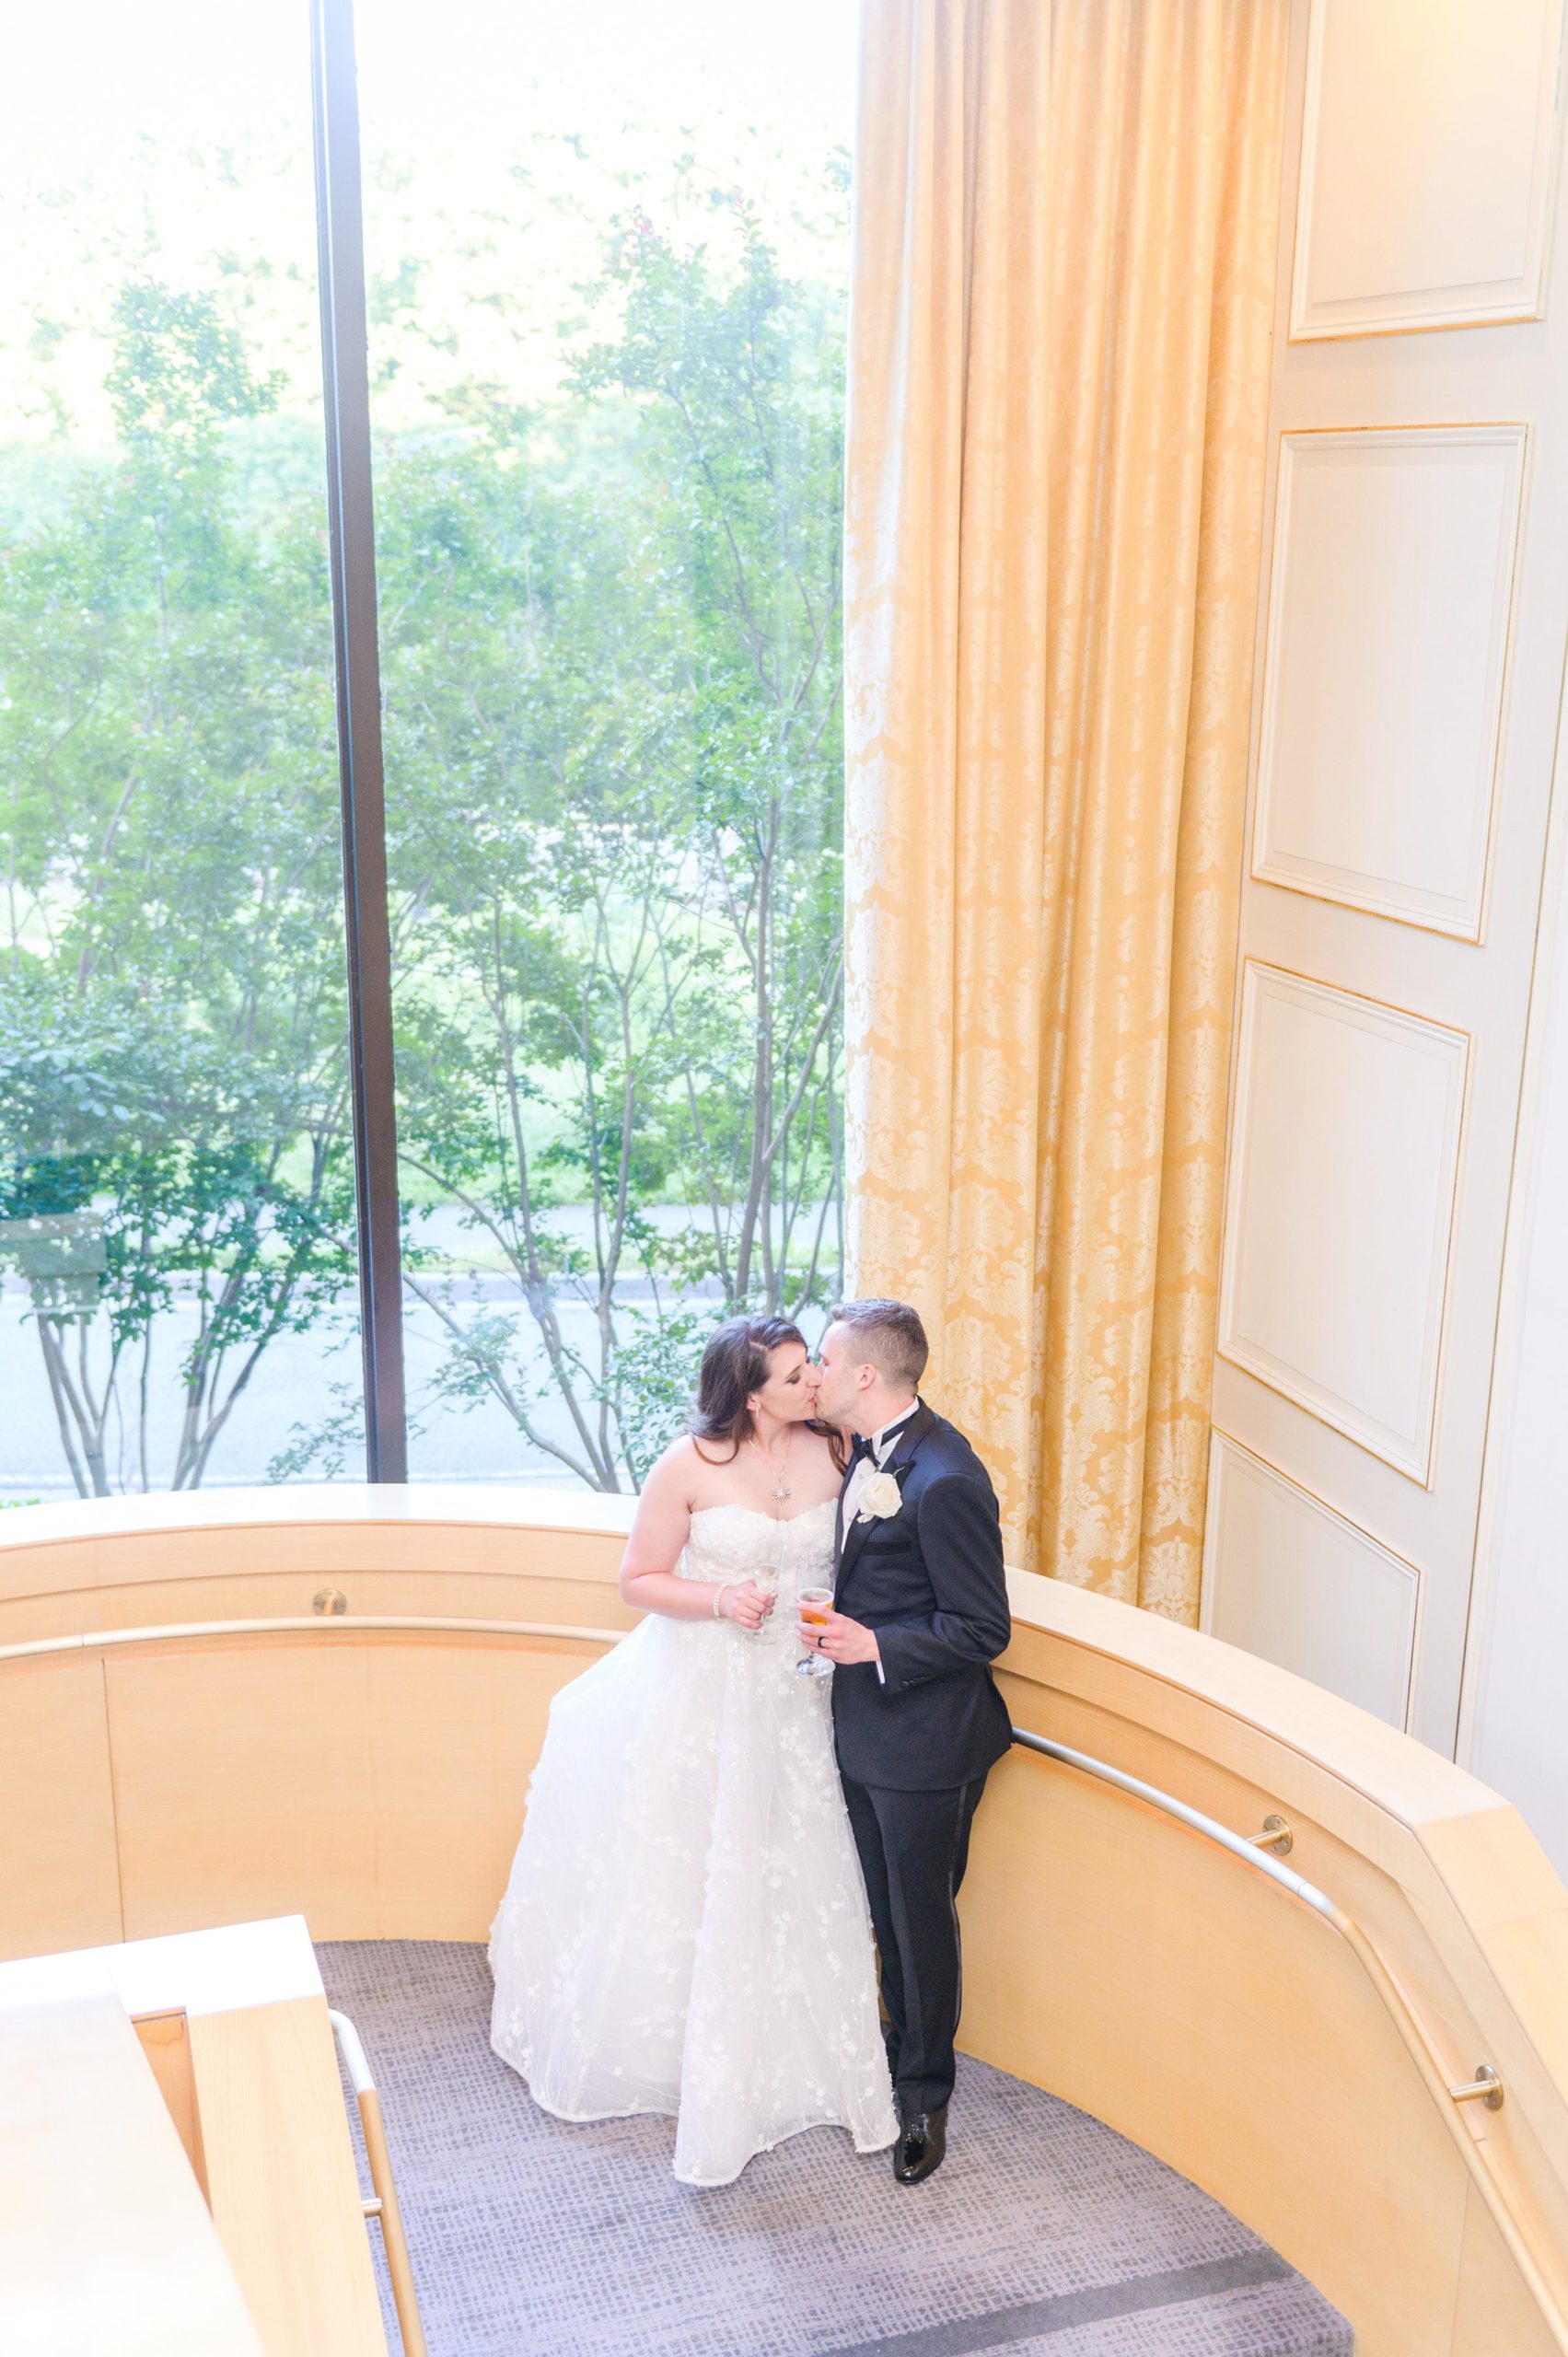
[329,2009,427,2357]
[1012,1727,1568,2354]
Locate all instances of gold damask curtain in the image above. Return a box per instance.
[843,0,1287,1619]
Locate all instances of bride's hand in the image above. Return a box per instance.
[719,1578,774,1631]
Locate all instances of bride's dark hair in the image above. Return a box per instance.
[691,1315,842,1467]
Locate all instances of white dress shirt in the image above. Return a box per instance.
[842,1403,919,1525]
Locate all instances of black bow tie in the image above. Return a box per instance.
[852,1412,913,1466]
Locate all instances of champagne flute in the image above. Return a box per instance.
[749,1566,778,1633]
[796,1584,835,1678]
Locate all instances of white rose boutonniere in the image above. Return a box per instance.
[855,1469,904,1524]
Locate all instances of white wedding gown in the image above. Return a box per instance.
[488,1497,899,2186]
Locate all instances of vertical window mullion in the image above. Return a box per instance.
[309,0,408,1483]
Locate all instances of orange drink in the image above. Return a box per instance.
[796,1585,835,1679]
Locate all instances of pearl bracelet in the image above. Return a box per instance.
[713,1580,737,1620]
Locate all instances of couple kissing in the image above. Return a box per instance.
[487,1298,1012,2189]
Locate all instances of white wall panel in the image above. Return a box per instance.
[1203,1434,1418,1725]
[1292,0,1565,338]
[1219,965,1468,1480]
[1215,0,1568,1767]
[1254,427,1526,937]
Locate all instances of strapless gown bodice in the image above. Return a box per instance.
[679,1494,837,1650]
[682,1492,835,1570]
[487,1495,897,2186]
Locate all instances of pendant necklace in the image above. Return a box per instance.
[749,1428,795,1504]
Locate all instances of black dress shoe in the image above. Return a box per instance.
[892,2103,947,2185]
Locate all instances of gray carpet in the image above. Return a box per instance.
[318,1943,1351,2357]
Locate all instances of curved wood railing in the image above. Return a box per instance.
[4,1602,1562,2351]
[2,1492,1567,2354]
[1014,1727,1568,2357]
[0,1615,627,1660]
[7,1595,1561,2347]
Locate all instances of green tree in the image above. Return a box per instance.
[1,158,849,1502]
[380,195,847,1491]
[0,283,358,1492]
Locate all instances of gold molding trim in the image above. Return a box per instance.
[1249,423,1530,946]
[1216,958,1472,1487]
[1288,0,1566,343]
[1202,1427,1424,1734]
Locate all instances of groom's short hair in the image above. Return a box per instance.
[829,1298,929,1390]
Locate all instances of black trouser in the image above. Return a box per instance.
[842,1771,989,2119]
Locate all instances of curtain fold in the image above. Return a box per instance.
[844,0,1287,1620]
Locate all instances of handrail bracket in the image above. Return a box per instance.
[1450,2062,1505,2112]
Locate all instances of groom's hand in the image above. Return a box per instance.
[811,1609,882,1667]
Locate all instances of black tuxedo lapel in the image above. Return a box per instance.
[836,1401,935,1593]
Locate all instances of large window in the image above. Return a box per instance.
[0,5,362,1503]
[0,0,851,1503]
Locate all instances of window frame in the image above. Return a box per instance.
[310,0,408,1481]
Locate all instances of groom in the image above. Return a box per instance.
[807,1299,1012,2185]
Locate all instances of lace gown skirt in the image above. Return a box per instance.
[487,1498,898,2187]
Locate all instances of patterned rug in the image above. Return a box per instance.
[319,1943,1351,2357]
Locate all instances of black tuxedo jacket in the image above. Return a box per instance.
[830,1401,1013,1792]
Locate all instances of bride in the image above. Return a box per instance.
[488,1314,899,2187]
